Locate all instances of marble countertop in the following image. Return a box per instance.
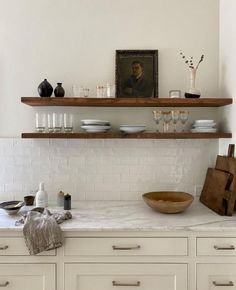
[1,200,236,232]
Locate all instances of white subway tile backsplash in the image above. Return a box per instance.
[0,138,218,201]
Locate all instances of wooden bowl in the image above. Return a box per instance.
[142,191,194,214]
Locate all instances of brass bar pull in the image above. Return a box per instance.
[214,245,235,250]
[112,281,140,287]
[213,281,234,286]
[112,245,141,250]
[0,281,9,287]
[0,246,8,251]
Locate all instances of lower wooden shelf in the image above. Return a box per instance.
[21,132,232,139]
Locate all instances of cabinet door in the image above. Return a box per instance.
[197,264,236,289]
[65,263,187,290]
[0,264,55,290]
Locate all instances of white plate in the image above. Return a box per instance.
[120,128,146,133]
[193,123,216,128]
[81,125,111,130]
[83,128,110,133]
[191,128,217,133]
[194,120,215,124]
[120,125,146,128]
[81,119,110,125]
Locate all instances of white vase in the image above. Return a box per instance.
[185,68,201,98]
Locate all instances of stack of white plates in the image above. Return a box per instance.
[81,119,111,133]
[120,125,146,133]
[191,120,217,133]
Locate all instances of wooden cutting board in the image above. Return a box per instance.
[200,168,232,215]
[215,144,236,216]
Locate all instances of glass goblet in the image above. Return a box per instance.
[152,110,163,132]
[180,110,189,132]
[171,110,180,132]
[162,111,172,132]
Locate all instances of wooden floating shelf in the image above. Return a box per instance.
[21,132,232,139]
[21,97,233,107]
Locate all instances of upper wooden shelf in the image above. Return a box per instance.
[21,97,233,107]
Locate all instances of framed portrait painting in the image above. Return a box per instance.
[116,50,158,98]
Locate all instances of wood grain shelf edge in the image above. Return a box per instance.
[21,132,232,139]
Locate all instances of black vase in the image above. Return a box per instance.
[54,83,65,97]
[38,79,53,97]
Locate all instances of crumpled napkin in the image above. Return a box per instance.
[16,209,72,255]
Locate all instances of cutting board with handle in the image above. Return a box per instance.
[200,168,232,215]
[215,144,236,216]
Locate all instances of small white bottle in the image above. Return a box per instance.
[35,182,48,208]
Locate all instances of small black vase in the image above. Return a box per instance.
[54,83,65,97]
[38,79,53,97]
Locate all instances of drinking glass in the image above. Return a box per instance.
[180,110,189,132]
[35,113,46,132]
[153,110,163,132]
[83,88,89,98]
[53,113,63,132]
[72,85,84,97]
[171,110,180,132]
[162,111,172,132]
[47,113,54,133]
[64,113,73,132]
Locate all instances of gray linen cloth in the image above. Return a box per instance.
[16,209,72,255]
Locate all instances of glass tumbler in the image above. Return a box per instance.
[64,113,73,132]
[53,113,63,132]
[47,113,54,133]
[72,85,84,97]
[35,113,46,132]
[83,88,89,98]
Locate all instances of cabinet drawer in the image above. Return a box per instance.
[64,237,188,256]
[197,264,236,289]
[0,238,56,256]
[65,263,187,290]
[197,237,236,256]
[0,264,55,290]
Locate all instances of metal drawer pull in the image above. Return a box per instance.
[112,281,140,287]
[214,245,235,250]
[213,281,234,286]
[0,281,9,287]
[112,245,141,250]
[0,246,8,251]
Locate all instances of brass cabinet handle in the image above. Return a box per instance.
[112,245,141,250]
[214,245,235,250]
[0,282,9,287]
[213,281,234,286]
[0,246,8,251]
[112,281,140,287]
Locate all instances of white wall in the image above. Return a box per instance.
[0,138,218,201]
[0,0,219,136]
[0,0,220,201]
[219,0,236,154]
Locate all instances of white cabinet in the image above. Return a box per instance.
[0,237,55,256]
[197,264,236,289]
[65,263,187,290]
[3,232,236,290]
[64,237,188,256]
[0,264,55,290]
[197,237,236,256]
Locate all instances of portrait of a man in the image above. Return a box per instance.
[116,50,158,98]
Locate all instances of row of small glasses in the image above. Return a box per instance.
[36,113,73,133]
[152,110,189,132]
